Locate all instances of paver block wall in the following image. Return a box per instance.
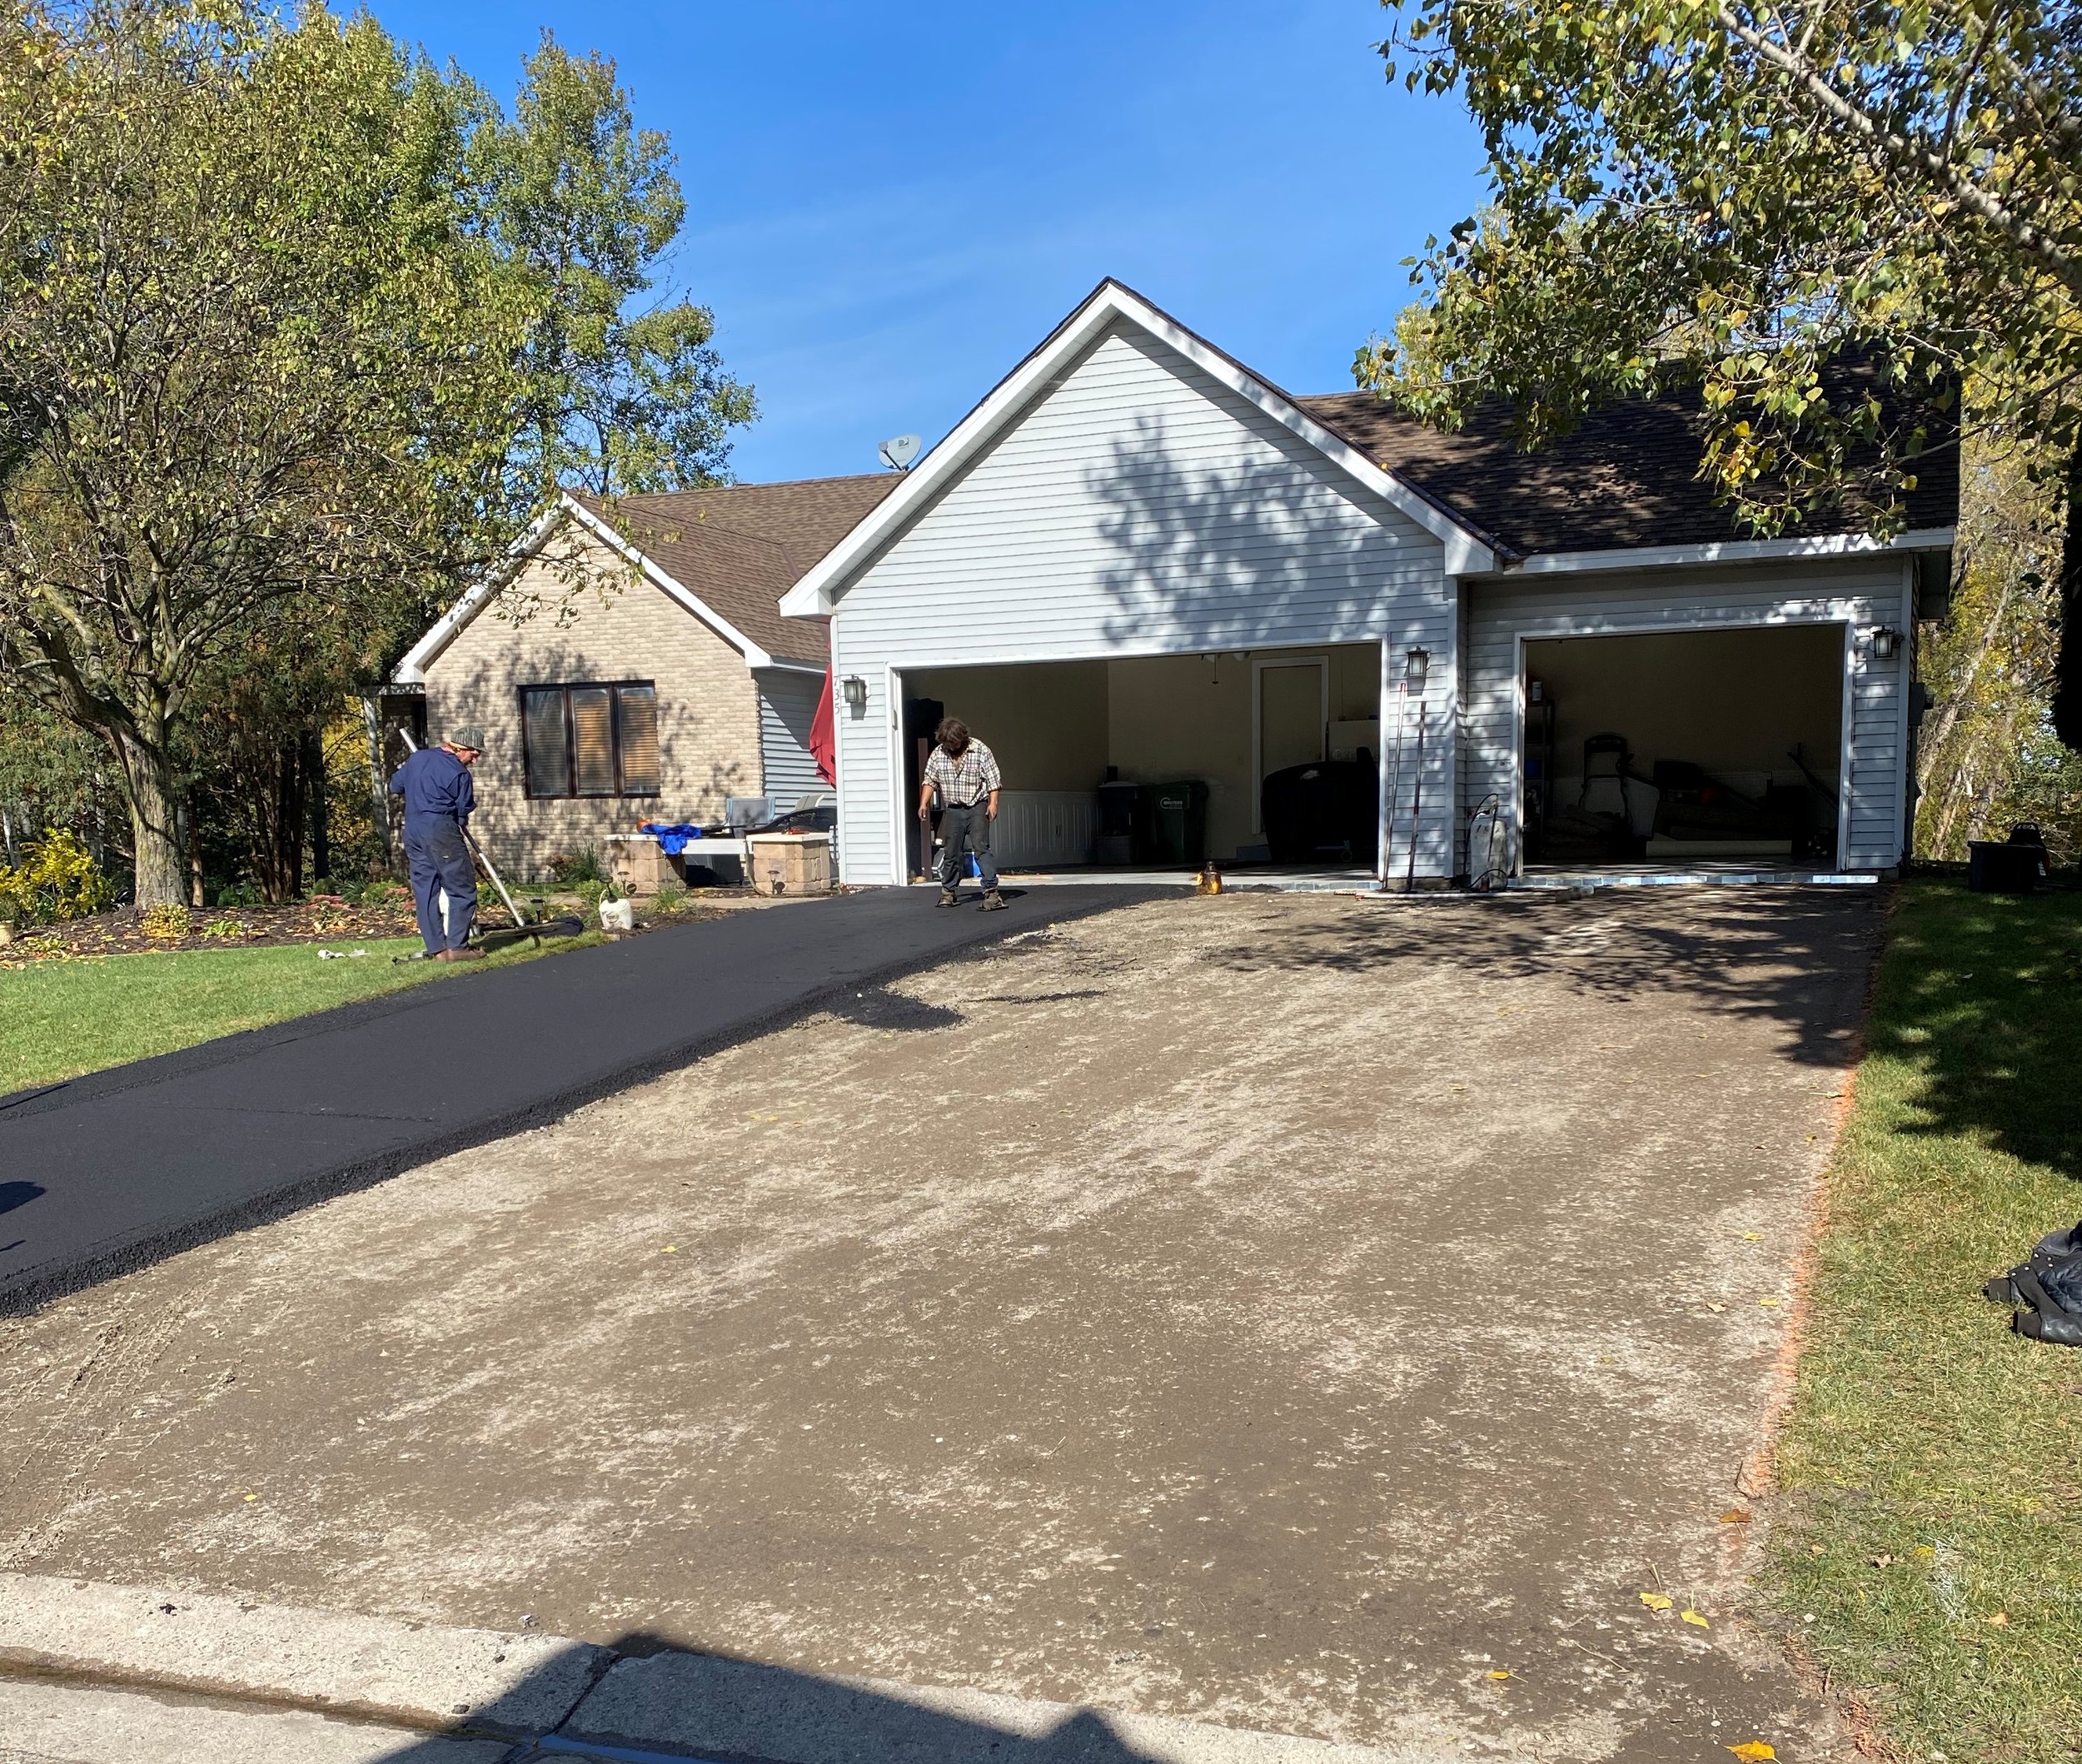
[422,528,764,883]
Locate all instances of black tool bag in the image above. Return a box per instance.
[1985,1219,2082,1346]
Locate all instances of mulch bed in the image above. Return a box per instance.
[1,895,430,963]
[0,889,740,966]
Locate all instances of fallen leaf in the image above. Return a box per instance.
[1706,1302,1729,1313]
[1759,1297,1782,1308]
[1810,1544,1828,1556]
[1986,1612,2010,1627]
[1487,1669,1512,1680]
[1681,1608,1711,1629]
[243,1493,257,1502]
[661,1245,678,1253]
[1869,1554,1895,1567]
[1639,1591,1674,1612]
[1720,1509,1753,1524]
[1741,1232,1764,1241]
[1912,1545,1935,1559]
[1726,1745,1776,1762]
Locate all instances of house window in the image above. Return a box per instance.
[520,682,661,799]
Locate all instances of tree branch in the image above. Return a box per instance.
[1716,3,2082,296]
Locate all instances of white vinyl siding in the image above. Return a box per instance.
[1463,560,1913,873]
[827,321,1453,883]
[756,669,828,810]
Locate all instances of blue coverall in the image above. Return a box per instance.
[388,748,478,954]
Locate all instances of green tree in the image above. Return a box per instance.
[0,0,530,904]
[1365,0,2080,529]
[471,32,755,498]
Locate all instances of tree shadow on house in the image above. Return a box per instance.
[1088,412,1413,654]
[374,1630,1186,1764]
[1079,404,1458,874]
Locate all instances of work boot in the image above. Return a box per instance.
[980,889,1007,911]
[937,888,959,908]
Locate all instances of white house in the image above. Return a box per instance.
[780,282,1956,889]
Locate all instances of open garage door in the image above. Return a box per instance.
[901,643,1383,881]
[1522,624,1845,870]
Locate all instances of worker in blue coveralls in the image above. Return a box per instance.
[389,728,486,961]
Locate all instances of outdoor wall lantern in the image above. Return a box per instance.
[1869,626,1901,660]
[840,675,868,712]
[1405,646,1431,689]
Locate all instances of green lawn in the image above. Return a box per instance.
[1766,880,2082,1762]
[0,933,600,1095]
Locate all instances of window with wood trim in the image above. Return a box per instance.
[520,682,661,799]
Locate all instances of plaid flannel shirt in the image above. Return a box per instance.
[924,740,1001,808]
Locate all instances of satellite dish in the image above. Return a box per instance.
[878,433,923,471]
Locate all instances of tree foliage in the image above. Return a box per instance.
[0,2,753,905]
[0,0,530,902]
[1365,0,2082,532]
[469,32,755,498]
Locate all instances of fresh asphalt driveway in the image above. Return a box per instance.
[0,885,1148,1312]
[0,888,1887,1763]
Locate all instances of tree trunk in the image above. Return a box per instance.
[265,737,305,902]
[304,729,330,886]
[2052,449,2082,748]
[112,726,187,906]
[362,697,391,870]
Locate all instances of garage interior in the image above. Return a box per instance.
[903,643,1383,878]
[1521,624,1845,870]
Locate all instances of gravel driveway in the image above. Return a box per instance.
[0,888,1885,1762]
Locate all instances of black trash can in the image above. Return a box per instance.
[1136,781,1208,866]
[1969,840,2045,894]
[1261,760,1375,863]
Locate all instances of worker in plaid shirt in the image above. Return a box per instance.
[919,716,1006,910]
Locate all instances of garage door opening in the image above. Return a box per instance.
[901,644,1383,882]
[1521,624,1845,871]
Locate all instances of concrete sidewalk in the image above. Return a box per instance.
[0,1573,1450,1764]
[0,886,1146,1312]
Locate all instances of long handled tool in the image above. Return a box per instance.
[391,730,583,960]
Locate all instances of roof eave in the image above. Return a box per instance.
[1477,526,1958,579]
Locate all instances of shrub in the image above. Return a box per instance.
[653,884,686,912]
[200,916,248,940]
[545,846,605,884]
[212,881,262,909]
[570,877,610,909]
[0,827,116,924]
[139,901,192,939]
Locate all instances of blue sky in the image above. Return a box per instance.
[369,2,1491,485]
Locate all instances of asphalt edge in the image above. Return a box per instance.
[0,889,1154,1317]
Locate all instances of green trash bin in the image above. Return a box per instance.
[1136,781,1208,866]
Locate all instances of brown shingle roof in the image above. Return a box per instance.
[1297,387,1960,561]
[571,474,900,667]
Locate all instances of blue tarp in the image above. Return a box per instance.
[639,822,709,856]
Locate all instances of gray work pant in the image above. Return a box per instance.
[937,801,998,890]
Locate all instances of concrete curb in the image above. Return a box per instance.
[0,1573,1465,1764]
[0,1573,608,1740]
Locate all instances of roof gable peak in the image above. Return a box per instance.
[779,282,1496,618]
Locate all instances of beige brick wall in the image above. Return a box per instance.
[421,529,763,883]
